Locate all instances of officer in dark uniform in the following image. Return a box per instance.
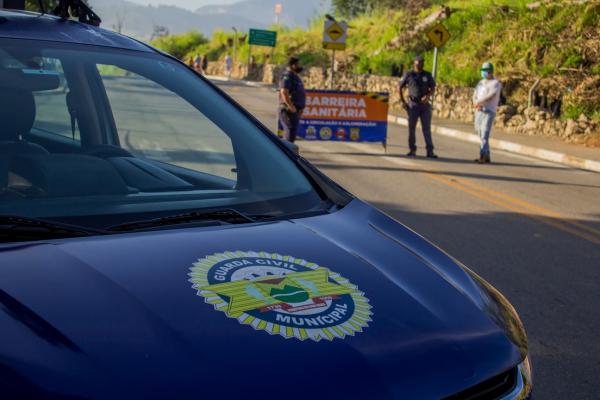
[399,55,438,158]
[279,57,306,143]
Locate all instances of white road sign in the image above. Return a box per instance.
[323,20,348,51]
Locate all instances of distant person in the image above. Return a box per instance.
[472,62,502,164]
[225,54,233,78]
[400,55,437,158]
[278,56,306,143]
[391,63,403,77]
[202,54,209,74]
[200,54,208,75]
[193,54,201,72]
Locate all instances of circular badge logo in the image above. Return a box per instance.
[306,126,317,140]
[319,127,332,140]
[335,127,347,140]
[189,251,372,341]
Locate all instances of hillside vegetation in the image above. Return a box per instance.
[152,0,600,119]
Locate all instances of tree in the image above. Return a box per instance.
[150,23,169,42]
[111,7,127,34]
[151,31,208,60]
[333,0,424,18]
[332,0,368,18]
[25,0,61,12]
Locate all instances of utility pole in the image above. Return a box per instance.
[275,3,282,25]
[232,27,238,65]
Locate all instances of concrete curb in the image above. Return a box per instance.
[388,115,600,173]
[207,76,273,89]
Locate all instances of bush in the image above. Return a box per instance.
[151,32,208,60]
[149,0,597,118]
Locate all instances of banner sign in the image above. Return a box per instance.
[279,90,389,144]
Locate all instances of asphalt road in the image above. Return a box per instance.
[215,79,600,399]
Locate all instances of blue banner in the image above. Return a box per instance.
[278,90,389,144]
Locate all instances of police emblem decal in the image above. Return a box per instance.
[319,127,333,140]
[189,251,373,341]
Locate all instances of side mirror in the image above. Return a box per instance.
[282,140,299,155]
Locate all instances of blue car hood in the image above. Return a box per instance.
[0,200,523,399]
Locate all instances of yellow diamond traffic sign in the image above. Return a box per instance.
[426,23,450,48]
[323,20,348,51]
[327,22,344,41]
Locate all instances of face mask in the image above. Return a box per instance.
[481,70,491,79]
[294,66,304,73]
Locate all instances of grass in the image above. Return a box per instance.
[151,1,593,83]
[151,0,598,119]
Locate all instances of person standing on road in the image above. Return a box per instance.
[473,62,502,164]
[193,54,201,72]
[202,54,208,74]
[199,54,208,75]
[225,54,233,79]
[400,55,438,158]
[278,56,306,143]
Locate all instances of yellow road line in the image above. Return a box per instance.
[455,177,600,238]
[339,142,600,246]
[424,172,600,246]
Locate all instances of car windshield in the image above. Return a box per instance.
[0,38,324,232]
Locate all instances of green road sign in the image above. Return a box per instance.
[249,29,277,47]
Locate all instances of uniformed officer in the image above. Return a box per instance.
[399,55,438,158]
[279,57,306,143]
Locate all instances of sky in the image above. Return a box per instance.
[125,0,240,10]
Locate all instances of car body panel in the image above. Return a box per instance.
[0,200,523,399]
[0,10,151,52]
[0,9,530,399]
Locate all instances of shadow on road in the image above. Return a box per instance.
[311,161,600,189]
[304,149,570,171]
[367,201,600,400]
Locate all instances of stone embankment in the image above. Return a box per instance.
[206,61,599,145]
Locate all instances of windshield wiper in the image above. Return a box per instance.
[108,209,256,233]
[0,215,106,243]
[108,202,336,234]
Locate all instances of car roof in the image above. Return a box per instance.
[0,9,153,53]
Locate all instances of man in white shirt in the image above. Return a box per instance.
[472,62,502,163]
